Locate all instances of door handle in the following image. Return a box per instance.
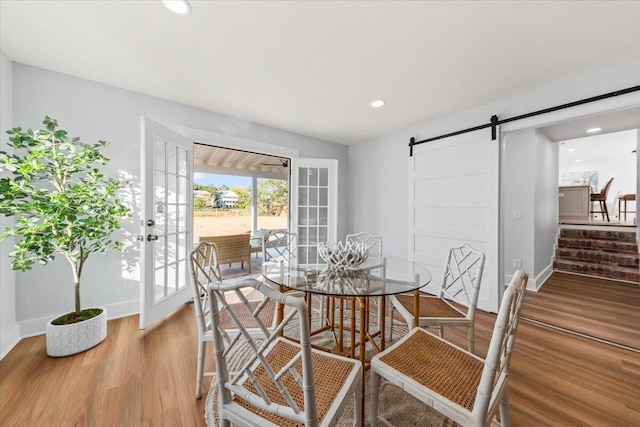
[147,234,159,241]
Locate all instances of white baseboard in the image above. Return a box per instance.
[533,263,554,291]
[1,299,140,360]
[504,263,554,293]
[0,323,21,360]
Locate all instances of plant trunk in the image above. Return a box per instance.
[74,281,80,313]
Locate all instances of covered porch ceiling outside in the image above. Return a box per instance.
[193,144,289,177]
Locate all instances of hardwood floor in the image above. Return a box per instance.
[1,275,639,426]
[521,272,640,350]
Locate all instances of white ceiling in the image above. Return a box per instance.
[1,1,639,145]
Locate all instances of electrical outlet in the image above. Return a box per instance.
[513,209,522,219]
[513,259,522,269]
[123,278,135,289]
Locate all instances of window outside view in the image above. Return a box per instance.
[193,173,288,244]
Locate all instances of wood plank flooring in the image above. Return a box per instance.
[1,274,639,426]
[521,272,640,350]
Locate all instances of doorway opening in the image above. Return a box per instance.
[193,143,290,278]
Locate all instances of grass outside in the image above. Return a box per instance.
[193,211,287,241]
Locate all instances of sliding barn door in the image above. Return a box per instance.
[410,129,500,313]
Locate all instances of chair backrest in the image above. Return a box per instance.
[438,244,485,317]
[263,230,297,263]
[599,177,614,197]
[189,241,223,338]
[208,275,320,425]
[473,270,528,423]
[346,232,382,257]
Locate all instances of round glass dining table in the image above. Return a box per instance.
[261,256,432,363]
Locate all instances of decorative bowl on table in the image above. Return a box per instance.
[318,241,369,270]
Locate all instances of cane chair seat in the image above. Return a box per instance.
[392,294,466,318]
[371,270,529,427]
[232,339,359,427]
[378,329,483,411]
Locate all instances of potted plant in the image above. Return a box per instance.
[0,116,131,357]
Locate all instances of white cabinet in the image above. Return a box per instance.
[559,185,591,221]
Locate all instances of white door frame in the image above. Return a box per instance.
[499,92,640,285]
[140,117,194,329]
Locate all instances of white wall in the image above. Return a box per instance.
[0,50,18,359]
[349,58,640,279]
[533,130,559,285]
[501,128,535,285]
[8,63,348,341]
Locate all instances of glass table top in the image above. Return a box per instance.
[261,256,432,297]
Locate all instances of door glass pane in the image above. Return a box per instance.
[299,167,308,186]
[168,174,177,204]
[298,207,307,225]
[318,226,327,243]
[298,247,307,264]
[299,227,308,245]
[178,205,186,232]
[168,205,177,234]
[319,168,328,186]
[178,176,187,203]
[319,207,328,225]
[309,168,318,186]
[319,188,328,206]
[308,246,318,264]
[167,234,177,264]
[309,207,318,226]
[155,139,165,172]
[155,171,166,203]
[167,263,177,292]
[177,259,187,290]
[177,148,187,176]
[309,188,318,206]
[167,144,177,174]
[154,268,165,302]
[309,227,318,245]
[299,187,308,206]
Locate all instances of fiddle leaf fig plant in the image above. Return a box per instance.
[0,116,131,324]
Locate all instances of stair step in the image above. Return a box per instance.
[560,228,637,243]
[557,238,638,254]
[553,259,640,283]
[556,248,639,268]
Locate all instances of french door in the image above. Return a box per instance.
[290,158,338,266]
[139,117,194,329]
[409,129,500,313]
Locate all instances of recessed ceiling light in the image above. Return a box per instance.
[586,127,602,133]
[567,148,575,152]
[575,159,581,163]
[371,100,386,108]
[162,0,192,16]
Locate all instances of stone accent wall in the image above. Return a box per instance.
[554,229,639,283]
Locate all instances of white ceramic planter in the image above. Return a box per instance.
[46,307,107,357]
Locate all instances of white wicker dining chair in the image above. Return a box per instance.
[262,229,297,264]
[388,244,485,353]
[189,241,278,399]
[370,270,529,427]
[209,276,363,427]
